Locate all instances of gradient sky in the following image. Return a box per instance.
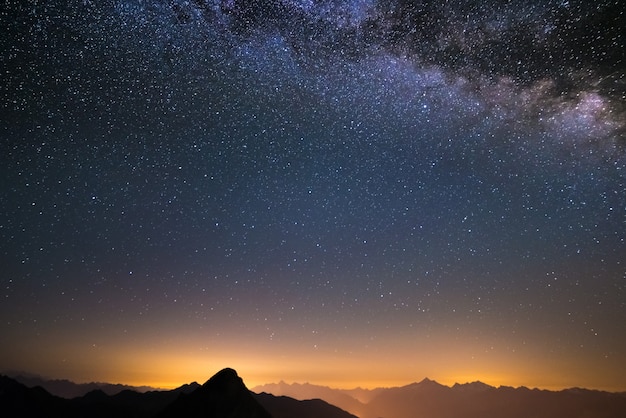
[1,0,625,392]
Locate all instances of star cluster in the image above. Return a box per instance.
[1,0,625,389]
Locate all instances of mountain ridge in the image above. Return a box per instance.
[6,372,162,398]
[5,370,626,418]
[254,377,626,396]
[253,378,626,418]
[1,369,357,418]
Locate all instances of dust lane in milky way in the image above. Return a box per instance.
[1,0,625,391]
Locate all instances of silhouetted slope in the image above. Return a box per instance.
[252,381,366,415]
[0,374,205,418]
[0,375,71,417]
[156,368,272,418]
[255,392,358,418]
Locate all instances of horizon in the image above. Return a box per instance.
[6,367,626,394]
[6,366,626,418]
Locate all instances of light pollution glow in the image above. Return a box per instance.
[3,325,623,391]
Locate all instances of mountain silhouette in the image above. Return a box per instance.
[2,369,359,418]
[4,370,626,418]
[363,379,626,418]
[156,368,272,418]
[256,377,626,418]
[252,381,367,415]
[0,374,203,418]
[0,374,70,417]
[7,372,160,398]
[71,384,200,418]
[254,392,358,418]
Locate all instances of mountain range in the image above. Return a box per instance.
[254,378,626,418]
[3,368,625,418]
[6,372,161,398]
[0,368,355,418]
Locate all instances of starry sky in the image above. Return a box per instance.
[1,0,625,391]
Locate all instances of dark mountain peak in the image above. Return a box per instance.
[157,368,272,418]
[210,368,238,380]
[202,368,244,391]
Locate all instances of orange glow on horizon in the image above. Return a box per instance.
[56,353,626,393]
[5,329,624,393]
[94,372,626,394]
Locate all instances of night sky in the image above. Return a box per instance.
[1,0,625,391]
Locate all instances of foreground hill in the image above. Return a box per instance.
[0,375,70,417]
[254,392,357,418]
[252,381,384,405]
[0,375,198,418]
[252,381,368,415]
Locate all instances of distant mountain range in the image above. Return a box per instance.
[3,368,625,417]
[0,368,355,418]
[254,378,626,418]
[6,372,161,398]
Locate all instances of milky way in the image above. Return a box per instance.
[1,1,625,389]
